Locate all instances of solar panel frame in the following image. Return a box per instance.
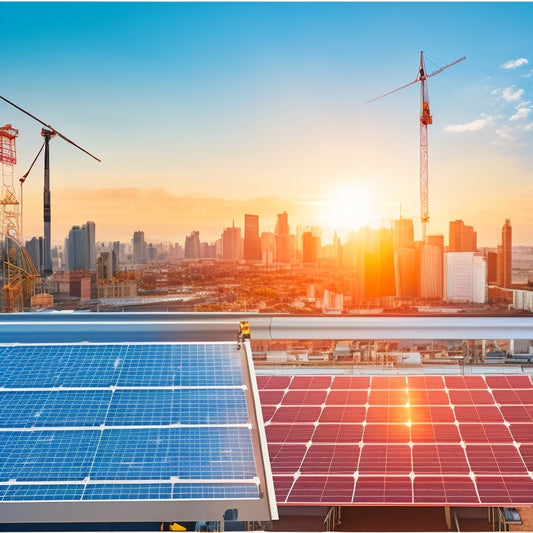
[0,340,278,523]
[260,371,533,507]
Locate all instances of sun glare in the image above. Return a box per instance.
[321,185,377,235]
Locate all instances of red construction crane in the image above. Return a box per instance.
[367,51,466,242]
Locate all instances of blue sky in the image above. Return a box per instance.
[1,2,532,245]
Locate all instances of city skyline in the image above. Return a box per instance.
[1,3,533,245]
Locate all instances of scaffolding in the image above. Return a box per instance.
[0,124,39,312]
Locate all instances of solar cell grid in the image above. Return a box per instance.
[267,444,307,474]
[486,375,533,389]
[475,476,533,505]
[289,476,355,504]
[283,390,327,405]
[353,476,412,504]
[331,376,371,389]
[301,444,360,475]
[259,372,533,506]
[265,423,315,444]
[0,342,273,517]
[289,376,332,389]
[459,423,513,443]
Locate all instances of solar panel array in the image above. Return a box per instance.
[258,374,533,506]
[0,343,261,506]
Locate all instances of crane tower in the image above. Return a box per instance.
[368,51,465,242]
[0,124,20,241]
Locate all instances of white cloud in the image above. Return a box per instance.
[444,114,492,132]
[523,123,533,131]
[502,86,525,102]
[510,107,532,121]
[495,125,514,140]
[501,58,528,69]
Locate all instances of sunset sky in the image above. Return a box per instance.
[1,2,532,246]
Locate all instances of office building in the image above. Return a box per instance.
[449,220,477,252]
[133,230,147,264]
[393,217,415,249]
[184,231,200,260]
[497,218,512,288]
[275,212,291,263]
[302,228,321,264]
[243,214,261,261]
[222,223,242,260]
[420,243,443,299]
[444,252,486,303]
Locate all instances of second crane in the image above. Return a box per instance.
[367,51,466,243]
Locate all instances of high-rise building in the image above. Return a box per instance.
[444,252,486,303]
[25,237,43,274]
[393,218,414,250]
[420,244,443,299]
[97,251,113,281]
[67,226,85,271]
[449,220,477,252]
[497,218,512,288]
[243,214,261,261]
[184,231,200,260]
[302,230,321,264]
[275,212,291,263]
[222,223,242,260]
[260,232,275,265]
[394,248,417,298]
[84,221,96,271]
[133,230,147,264]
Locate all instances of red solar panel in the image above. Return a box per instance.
[301,444,360,474]
[410,423,461,443]
[509,423,533,443]
[258,373,533,506]
[413,476,479,504]
[290,376,332,389]
[258,375,291,389]
[412,444,469,475]
[326,389,369,405]
[454,405,503,423]
[312,423,364,443]
[331,376,371,389]
[369,389,408,405]
[408,389,449,405]
[265,423,315,444]
[358,445,412,475]
[367,406,409,424]
[486,375,533,389]
[268,444,307,474]
[261,405,276,423]
[475,476,533,505]
[353,476,412,503]
[363,423,410,444]
[270,406,322,424]
[449,389,494,405]
[289,475,355,504]
[259,389,285,405]
[459,423,513,443]
[283,389,327,405]
[320,406,366,423]
[407,375,445,389]
[519,444,533,469]
[466,445,528,475]
[493,389,522,404]
[271,475,293,503]
[371,376,407,389]
[445,376,486,389]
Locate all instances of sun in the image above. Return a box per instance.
[320,185,378,235]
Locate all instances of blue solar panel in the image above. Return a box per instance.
[0,342,264,510]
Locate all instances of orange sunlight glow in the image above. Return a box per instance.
[320,185,377,236]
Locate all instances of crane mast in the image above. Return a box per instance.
[367,51,465,243]
[419,52,431,243]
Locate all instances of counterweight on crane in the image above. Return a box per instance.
[367,51,466,242]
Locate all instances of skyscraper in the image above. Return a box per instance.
[222,223,242,260]
[243,214,261,261]
[67,226,85,271]
[444,252,486,303]
[497,218,512,288]
[449,220,477,252]
[275,212,291,263]
[184,231,200,260]
[84,221,96,271]
[133,230,147,264]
